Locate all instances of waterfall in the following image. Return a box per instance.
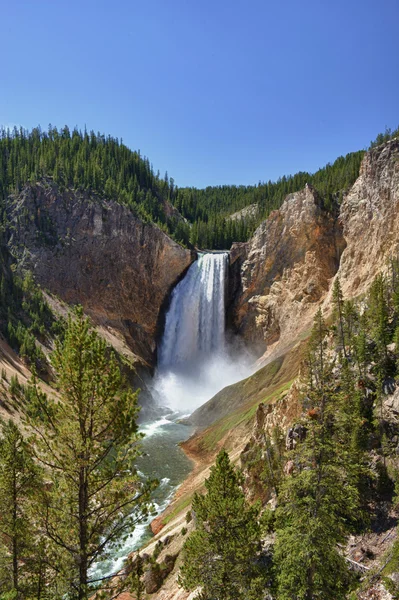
[153,251,252,414]
[158,252,228,369]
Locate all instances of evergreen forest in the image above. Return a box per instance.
[1,124,399,598]
[179,269,399,599]
[1,124,397,250]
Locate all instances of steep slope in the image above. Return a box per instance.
[337,138,399,298]
[6,181,194,366]
[0,126,192,245]
[230,139,399,362]
[185,344,302,432]
[230,184,345,358]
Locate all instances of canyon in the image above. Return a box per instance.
[0,138,398,598]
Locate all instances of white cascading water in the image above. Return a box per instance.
[158,252,228,368]
[152,252,252,413]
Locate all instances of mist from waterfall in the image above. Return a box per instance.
[152,252,253,414]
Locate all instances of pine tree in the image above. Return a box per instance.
[25,307,155,600]
[368,275,392,435]
[274,309,359,600]
[332,277,348,360]
[125,553,145,599]
[0,420,41,599]
[179,449,267,600]
[369,275,391,380]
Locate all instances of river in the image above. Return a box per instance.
[90,411,194,580]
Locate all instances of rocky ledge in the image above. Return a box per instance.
[230,139,399,361]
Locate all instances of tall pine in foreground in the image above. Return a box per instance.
[179,449,267,600]
[0,420,41,599]
[274,309,360,600]
[25,307,155,600]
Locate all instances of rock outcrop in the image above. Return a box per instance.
[231,185,345,357]
[231,140,399,360]
[6,181,194,366]
[337,138,399,299]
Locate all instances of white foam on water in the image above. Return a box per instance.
[140,417,173,437]
[158,253,228,369]
[90,481,178,581]
[90,253,254,582]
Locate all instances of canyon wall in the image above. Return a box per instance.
[337,138,399,298]
[231,139,399,361]
[6,181,194,367]
[230,184,345,358]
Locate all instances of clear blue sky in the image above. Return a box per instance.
[2,0,398,187]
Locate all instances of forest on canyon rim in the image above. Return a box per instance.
[0,126,399,599]
[1,124,397,251]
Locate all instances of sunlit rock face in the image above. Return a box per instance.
[337,139,399,299]
[7,181,194,366]
[231,184,345,358]
[230,140,399,361]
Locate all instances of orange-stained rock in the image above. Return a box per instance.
[231,139,399,362]
[151,515,165,535]
[7,181,194,366]
[336,138,399,300]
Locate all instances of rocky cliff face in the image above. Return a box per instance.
[6,181,194,366]
[113,140,399,599]
[231,185,346,358]
[337,138,399,299]
[231,140,399,360]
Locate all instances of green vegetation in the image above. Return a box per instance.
[181,265,399,599]
[0,126,173,228]
[179,450,267,600]
[369,124,399,149]
[175,149,364,248]
[199,379,293,453]
[0,420,43,599]
[0,123,397,254]
[0,252,64,374]
[1,126,399,598]
[0,125,369,251]
[274,309,361,599]
[162,494,193,525]
[3,262,399,599]
[0,308,155,600]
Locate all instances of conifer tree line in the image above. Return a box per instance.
[369,125,399,149]
[179,268,399,599]
[174,149,364,248]
[2,124,393,250]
